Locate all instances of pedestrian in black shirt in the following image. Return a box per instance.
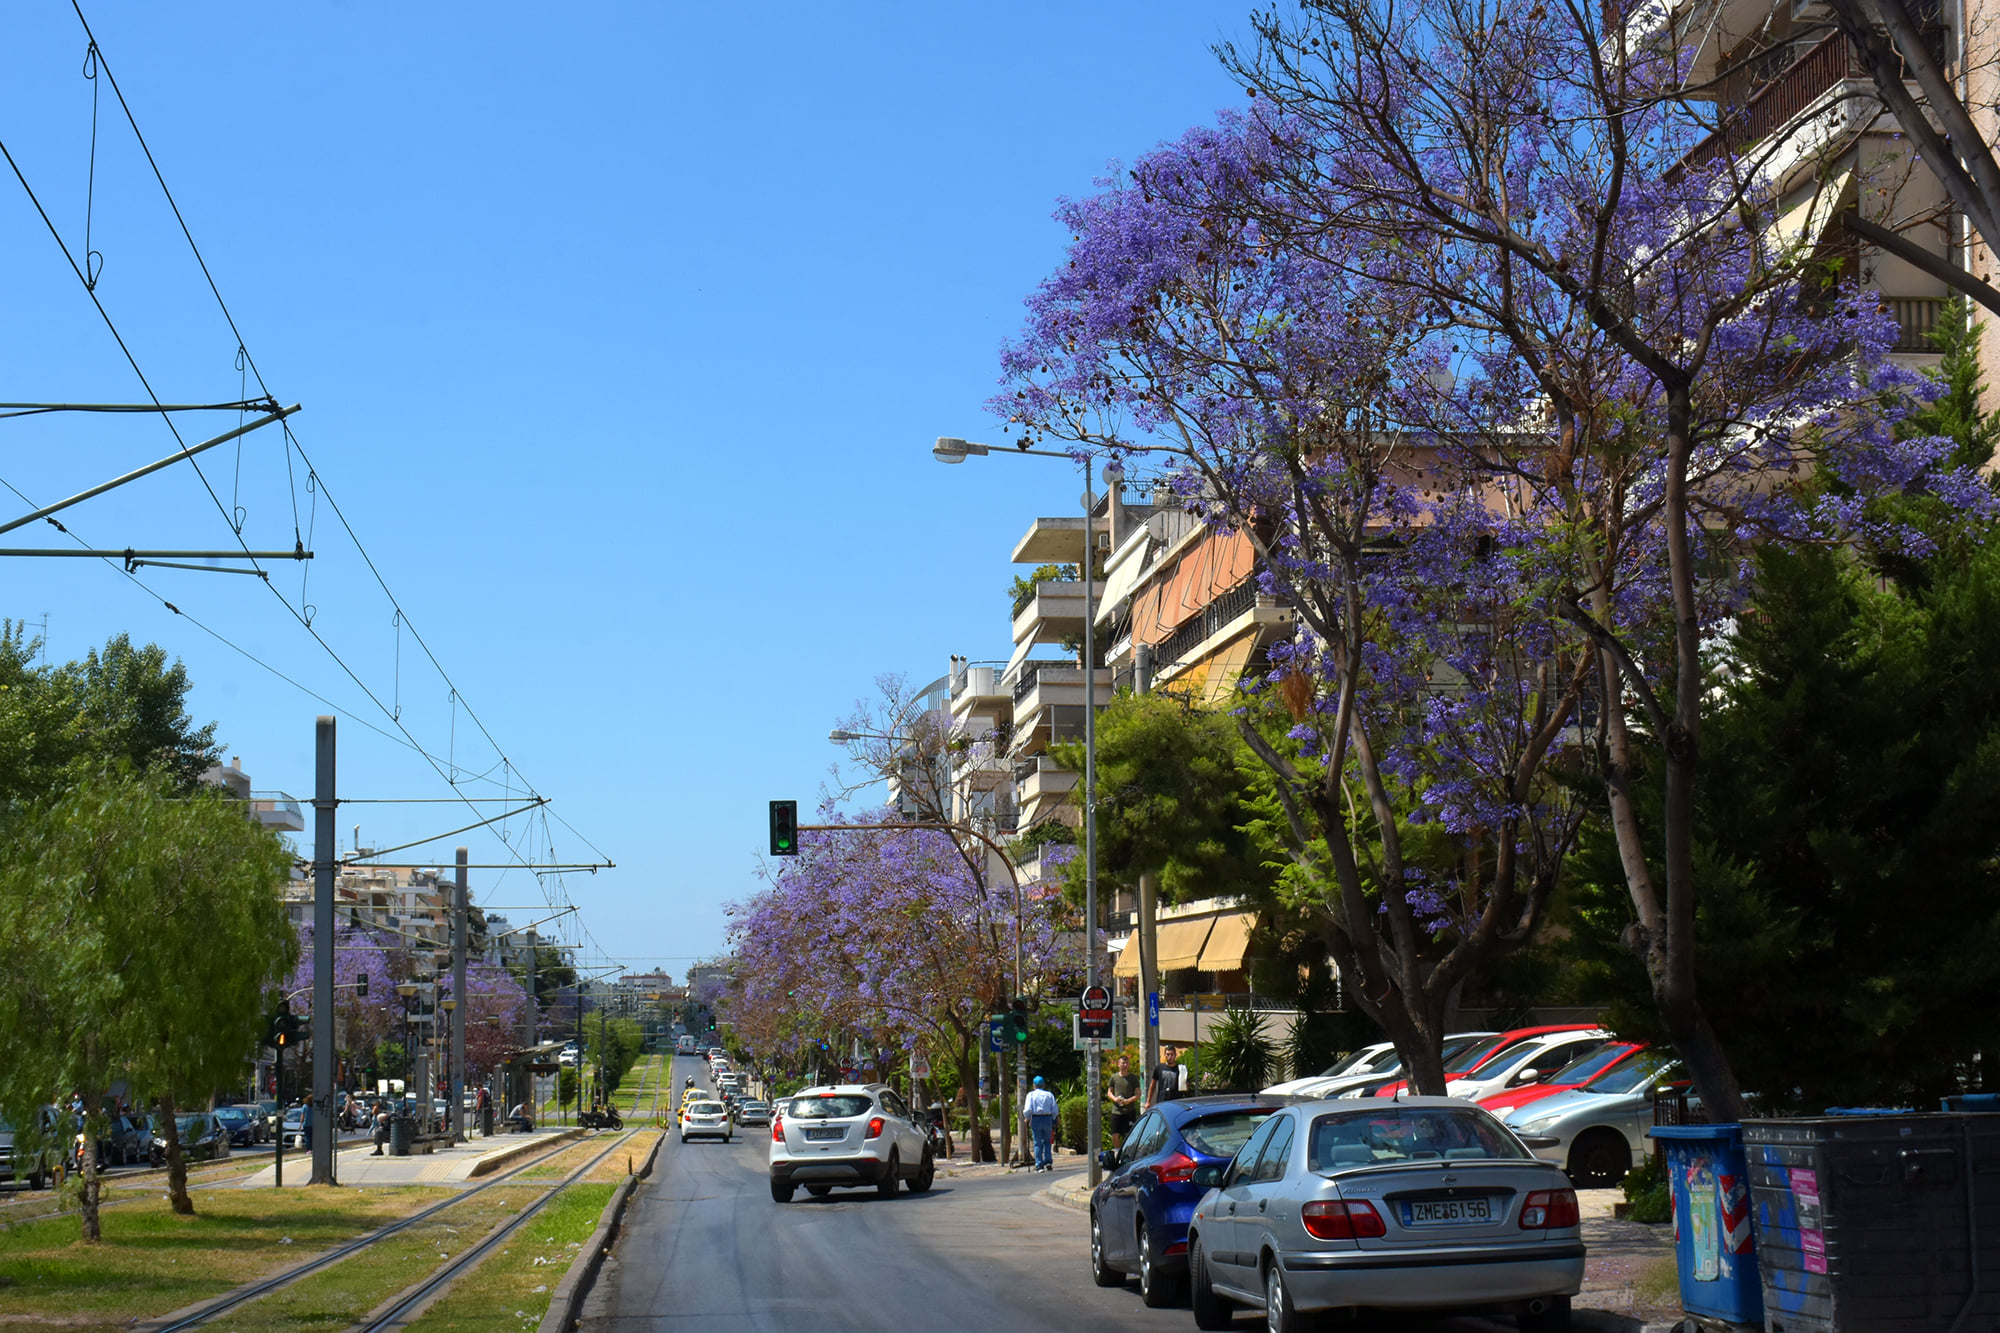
[1146,1044,1186,1109]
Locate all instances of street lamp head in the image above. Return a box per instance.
[441,997,459,1013]
[396,982,418,999]
[932,435,989,464]
[828,729,856,743]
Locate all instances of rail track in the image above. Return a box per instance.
[148,1129,631,1333]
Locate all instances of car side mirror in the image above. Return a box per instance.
[1191,1164,1225,1188]
[1515,1068,1542,1085]
[1098,1149,1118,1171]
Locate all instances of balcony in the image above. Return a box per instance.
[951,747,1011,792]
[1013,755,1079,819]
[1010,578,1106,650]
[1010,665,1113,753]
[1011,515,1107,565]
[250,790,306,833]
[1887,297,1945,353]
[1151,578,1293,691]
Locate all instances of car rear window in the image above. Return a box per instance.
[685,1102,724,1115]
[788,1095,873,1118]
[1442,1035,1506,1074]
[1179,1110,1274,1158]
[1308,1107,1528,1171]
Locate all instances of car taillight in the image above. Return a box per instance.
[1152,1151,1198,1183]
[866,1117,885,1139]
[1520,1188,1580,1229]
[771,1116,784,1143]
[1300,1200,1386,1240]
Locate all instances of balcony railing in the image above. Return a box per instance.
[1682,32,1859,172]
[1888,297,1945,352]
[1152,574,1262,672]
[1011,659,1075,704]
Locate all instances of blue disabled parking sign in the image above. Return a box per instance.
[1147,991,1160,1028]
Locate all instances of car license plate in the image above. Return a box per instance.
[1406,1197,1492,1225]
[805,1127,845,1141]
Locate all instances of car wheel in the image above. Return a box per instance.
[1517,1294,1573,1333]
[877,1151,899,1198]
[910,1147,935,1193]
[1189,1234,1232,1332]
[1567,1129,1628,1189]
[770,1178,794,1203]
[1138,1219,1181,1307]
[807,1184,832,1197]
[1266,1260,1309,1333]
[677,1133,686,1143]
[1090,1209,1123,1287]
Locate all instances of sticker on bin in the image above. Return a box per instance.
[1404,1197,1492,1225]
[1789,1167,1827,1274]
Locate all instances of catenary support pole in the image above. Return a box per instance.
[1083,460,1103,1188]
[452,848,468,1141]
[310,715,336,1185]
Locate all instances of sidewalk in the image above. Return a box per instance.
[1039,1176,1679,1325]
[235,1128,580,1189]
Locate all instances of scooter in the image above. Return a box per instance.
[579,1105,624,1130]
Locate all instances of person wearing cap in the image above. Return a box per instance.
[1023,1075,1059,1172]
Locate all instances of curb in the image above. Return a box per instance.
[466,1129,584,1179]
[1043,1172,1092,1212]
[537,1130,666,1333]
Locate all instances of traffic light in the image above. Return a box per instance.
[1008,996,1031,1045]
[769,799,799,856]
[355,972,369,997]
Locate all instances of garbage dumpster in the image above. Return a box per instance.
[1744,1113,2000,1332]
[1649,1123,1763,1327]
[389,1114,415,1157]
[481,1105,495,1137]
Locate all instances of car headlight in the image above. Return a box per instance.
[1518,1115,1562,1133]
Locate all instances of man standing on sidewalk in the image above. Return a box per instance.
[1023,1076,1058,1173]
[1108,1054,1141,1147]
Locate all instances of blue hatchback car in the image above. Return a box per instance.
[1089,1094,1293,1307]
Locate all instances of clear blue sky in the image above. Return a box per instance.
[0,2,1249,975]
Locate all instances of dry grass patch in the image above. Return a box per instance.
[400,1184,615,1333]
[583,1134,659,1184]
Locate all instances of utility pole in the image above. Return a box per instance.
[1135,643,1160,1079]
[310,716,337,1186]
[1083,460,1103,1188]
[452,847,468,1142]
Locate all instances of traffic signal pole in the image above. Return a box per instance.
[310,716,336,1186]
[452,848,468,1142]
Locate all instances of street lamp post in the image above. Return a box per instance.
[440,996,459,1137]
[933,435,1105,1186]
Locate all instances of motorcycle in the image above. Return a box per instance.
[922,1104,952,1160]
[578,1105,624,1130]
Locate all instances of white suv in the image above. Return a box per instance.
[768,1083,934,1202]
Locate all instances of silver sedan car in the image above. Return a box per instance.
[1186,1097,1583,1332]
[1502,1053,1692,1187]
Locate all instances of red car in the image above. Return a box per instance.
[1476,1041,1646,1117]
[1369,1024,1602,1099]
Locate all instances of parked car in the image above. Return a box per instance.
[108,1113,152,1166]
[768,1083,933,1201]
[155,1113,231,1163]
[1503,1052,1692,1188]
[1275,1033,1499,1100]
[680,1099,733,1144]
[1477,1043,1648,1119]
[1441,1029,1611,1104]
[0,1109,64,1189]
[213,1105,261,1149]
[1263,1043,1399,1096]
[735,1100,773,1128]
[254,1099,281,1141]
[1365,1025,1602,1100]
[1089,1095,1291,1307]
[279,1107,308,1149]
[1185,1097,1583,1332]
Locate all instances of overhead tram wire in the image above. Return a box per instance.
[32,7,608,923]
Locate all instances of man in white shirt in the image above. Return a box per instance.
[1023,1076,1059,1172]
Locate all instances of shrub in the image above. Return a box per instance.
[1057,1093,1113,1153]
[1201,1008,1278,1092]
[1620,1152,1672,1224]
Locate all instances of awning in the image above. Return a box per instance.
[1114,942,1142,978]
[1095,533,1153,626]
[1770,170,1853,257]
[1155,916,1216,972]
[1196,912,1257,972]
[1199,634,1260,708]
[1002,633,1036,687]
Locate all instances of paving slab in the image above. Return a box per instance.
[235,1128,581,1189]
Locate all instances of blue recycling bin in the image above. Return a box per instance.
[1650,1123,1764,1326]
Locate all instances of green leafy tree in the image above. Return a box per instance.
[0,771,294,1237]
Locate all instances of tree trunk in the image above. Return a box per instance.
[157,1093,193,1215]
[960,1054,993,1163]
[78,1104,103,1242]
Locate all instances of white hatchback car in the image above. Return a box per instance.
[679,1099,733,1144]
[768,1083,934,1202]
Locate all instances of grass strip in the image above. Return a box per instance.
[508,1134,629,1182]
[583,1134,659,1184]
[0,1185,454,1333]
[399,1183,616,1333]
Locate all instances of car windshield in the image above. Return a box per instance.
[1549,1044,1635,1085]
[787,1095,872,1119]
[1584,1053,1679,1095]
[175,1115,207,1136]
[1309,1108,1528,1171]
[214,1108,249,1123]
[1180,1110,1275,1158]
[1442,1035,1507,1074]
[685,1102,724,1115]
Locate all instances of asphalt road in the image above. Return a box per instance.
[580,1056,1549,1333]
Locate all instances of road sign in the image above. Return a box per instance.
[986,1020,1004,1053]
[1147,991,1160,1028]
[1188,992,1228,1013]
[1079,984,1114,1040]
[910,1053,931,1080]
